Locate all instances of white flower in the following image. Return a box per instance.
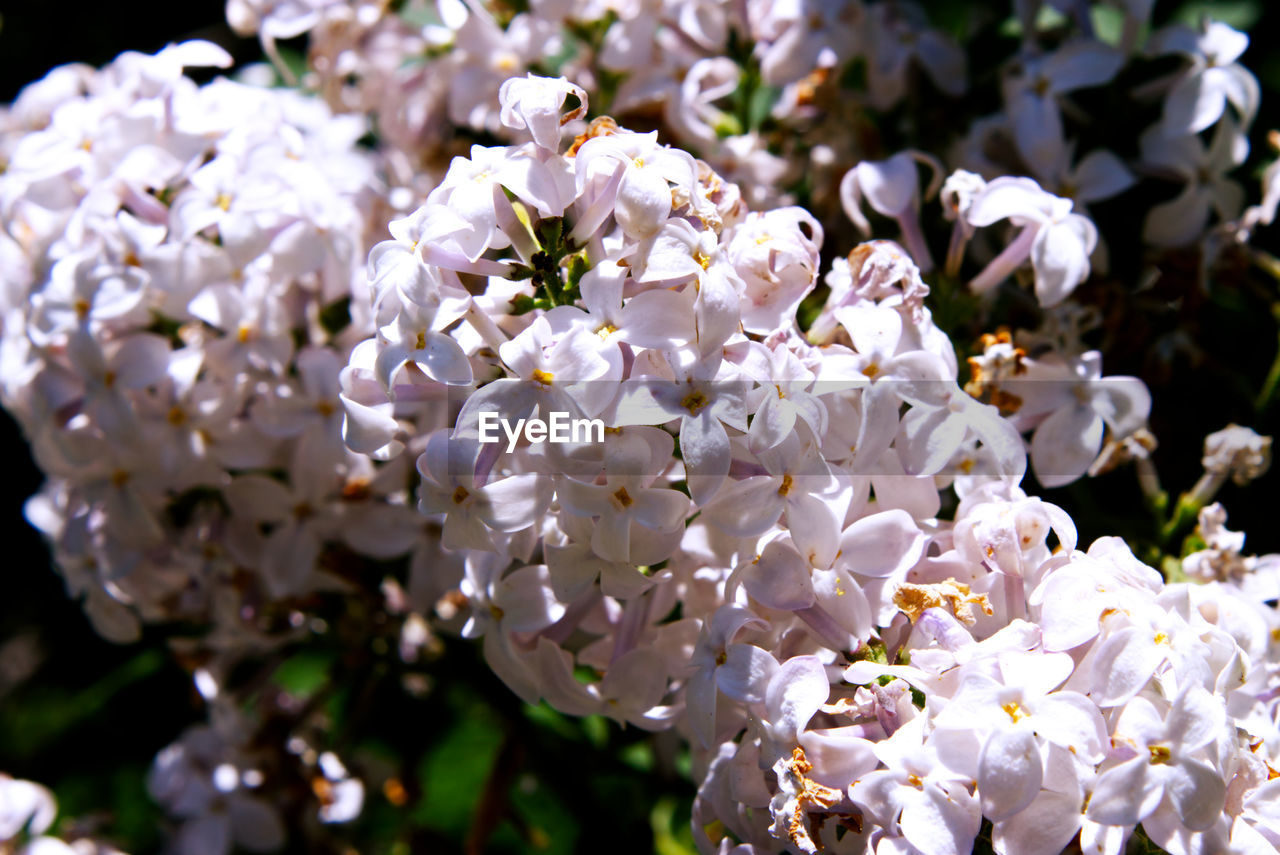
[574,130,696,239]
[863,2,966,110]
[850,717,982,855]
[840,152,940,273]
[1140,118,1248,247]
[1149,19,1259,136]
[557,431,689,564]
[0,774,56,840]
[1004,350,1152,488]
[1087,687,1228,831]
[1003,40,1125,175]
[931,653,1107,821]
[726,207,823,335]
[149,723,285,855]
[686,605,775,748]
[497,73,587,153]
[966,176,1099,307]
[417,432,551,552]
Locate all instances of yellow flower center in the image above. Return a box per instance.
[1002,701,1028,723]
[681,389,709,414]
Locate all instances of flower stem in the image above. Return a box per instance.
[1254,303,1280,414]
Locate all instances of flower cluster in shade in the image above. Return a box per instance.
[224,0,1275,263]
[0,42,378,845]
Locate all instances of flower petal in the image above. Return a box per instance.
[979,726,1042,820]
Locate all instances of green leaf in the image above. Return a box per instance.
[0,649,165,760]
[997,4,1073,38]
[621,741,655,772]
[652,796,697,855]
[273,650,333,699]
[508,774,579,854]
[1172,1,1260,31]
[535,217,564,252]
[396,0,442,27]
[712,112,743,139]
[523,702,580,740]
[565,252,590,298]
[414,703,505,834]
[581,714,609,748]
[507,263,536,282]
[747,84,780,131]
[271,46,310,87]
[55,762,161,850]
[509,294,551,315]
[1091,6,1128,47]
[145,311,185,347]
[1180,531,1208,557]
[1162,555,1189,583]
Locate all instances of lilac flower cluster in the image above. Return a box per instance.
[0,43,382,842]
[1,1,1280,853]
[334,74,1280,854]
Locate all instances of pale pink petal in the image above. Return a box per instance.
[701,476,786,537]
[992,787,1083,855]
[680,409,731,507]
[1034,693,1107,761]
[765,655,829,741]
[1031,404,1103,489]
[631,487,691,531]
[591,509,632,563]
[1163,73,1227,135]
[495,564,564,633]
[1091,627,1164,706]
[979,726,1042,820]
[740,540,816,611]
[717,643,779,705]
[1029,215,1095,307]
[839,510,925,578]
[1086,757,1162,827]
[476,473,551,532]
[967,176,1053,228]
[1143,184,1212,247]
[902,783,981,855]
[785,491,841,570]
[224,475,294,523]
[340,394,399,455]
[1073,150,1136,203]
[1168,759,1226,831]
